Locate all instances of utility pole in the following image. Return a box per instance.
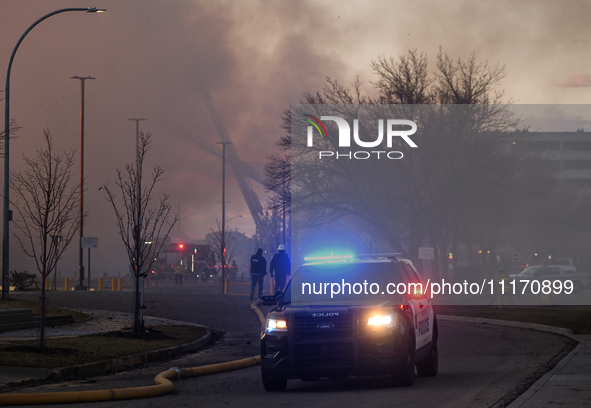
[216,141,231,294]
[51,235,62,290]
[127,118,146,176]
[71,76,95,291]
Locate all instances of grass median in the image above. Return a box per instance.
[0,324,207,369]
[0,297,207,369]
[434,305,591,334]
[0,297,90,324]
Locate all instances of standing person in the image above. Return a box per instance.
[229,260,238,279]
[174,263,184,286]
[250,248,267,300]
[199,264,209,282]
[270,244,291,293]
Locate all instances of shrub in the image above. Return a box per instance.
[9,271,37,291]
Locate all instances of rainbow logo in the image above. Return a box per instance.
[304,114,328,138]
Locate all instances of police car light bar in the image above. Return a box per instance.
[303,254,354,262]
[358,253,402,259]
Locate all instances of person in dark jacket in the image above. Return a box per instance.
[250,248,267,300]
[173,263,184,286]
[270,244,290,293]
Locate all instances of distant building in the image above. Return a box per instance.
[510,131,591,190]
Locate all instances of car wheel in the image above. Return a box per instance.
[262,369,287,391]
[392,340,415,387]
[416,342,438,377]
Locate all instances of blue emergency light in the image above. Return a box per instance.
[303,253,354,262]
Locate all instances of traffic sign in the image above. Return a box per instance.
[418,247,435,260]
[81,237,98,249]
[512,253,521,262]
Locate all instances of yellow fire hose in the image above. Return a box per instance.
[250,298,266,325]
[0,356,261,406]
[0,301,267,406]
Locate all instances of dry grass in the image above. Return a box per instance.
[0,325,207,369]
[0,297,90,324]
[434,305,591,334]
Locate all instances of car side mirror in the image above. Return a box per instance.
[407,285,428,300]
[261,291,283,306]
[408,292,428,301]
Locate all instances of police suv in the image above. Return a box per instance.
[259,253,438,391]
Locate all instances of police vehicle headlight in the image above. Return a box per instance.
[266,318,288,332]
[367,313,397,328]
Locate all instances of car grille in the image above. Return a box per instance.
[293,312,355,369]
[294,312,354,341]
[294,343,355,368]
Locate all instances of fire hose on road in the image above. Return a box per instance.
[0,300,266,406]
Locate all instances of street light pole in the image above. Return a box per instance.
[2,7,106,298]
[71,76,95,291]
[226,214,242,224]
[216,141,231,294]
[127,118,146,178]
[51,235,62,290]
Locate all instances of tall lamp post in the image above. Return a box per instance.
[226,214,242,224]
[128,118,146,174]
[2,7,106,298]
[224,214,241,278]
[216,141,231,294]
[71,75,95,290]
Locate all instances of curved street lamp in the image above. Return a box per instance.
[226,215,243,224]
[2,7,106,298]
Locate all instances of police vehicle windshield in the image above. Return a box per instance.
[286,261,406,306]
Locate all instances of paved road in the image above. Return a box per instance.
[8,290,576,408]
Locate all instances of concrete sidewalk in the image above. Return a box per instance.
[507,334,591,407]
[0,309,208,388]
[438,315,591,407]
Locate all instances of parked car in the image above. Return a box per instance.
[509,265,589,293]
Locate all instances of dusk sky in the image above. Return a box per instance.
[2,0,591,276]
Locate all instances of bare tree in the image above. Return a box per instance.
[264,153,290,247]
[206,219,238,278]
[270,49,553,278]
[103,132,177,336]
[372,50,433,104]
[10,130,79,349]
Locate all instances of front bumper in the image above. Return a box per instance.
[261,320,409,379]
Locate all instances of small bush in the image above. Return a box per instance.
[9,271,37,291]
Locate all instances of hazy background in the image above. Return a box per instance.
[1,0,591,277]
